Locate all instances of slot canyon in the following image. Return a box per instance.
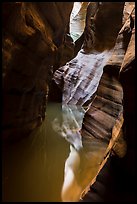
[2,2,135,202]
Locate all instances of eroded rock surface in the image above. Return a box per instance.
[2,2,74,140]
[53,2,135,201]
[2,1,135,202]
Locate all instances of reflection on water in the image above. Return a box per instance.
[61,139,107,202]
[2,103,107,202]
[2,3,110,202]
[2,103,69,202]
[50,104,85,151]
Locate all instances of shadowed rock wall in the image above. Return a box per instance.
[2,2,74,140]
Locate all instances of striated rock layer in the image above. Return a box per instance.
[53,2,135,201]
[2,1,135,202]
[80,3,135,201]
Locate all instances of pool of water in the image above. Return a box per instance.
[2,103,107,202]
[2,3,110,202]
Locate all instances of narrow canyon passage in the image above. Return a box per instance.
[2,5,113,201]
[2,37,114,203]
[2,2,135,202]
[2,23,120,203]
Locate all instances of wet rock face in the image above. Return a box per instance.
[2,2,74,140]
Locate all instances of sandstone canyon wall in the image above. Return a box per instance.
[2,2,74,140]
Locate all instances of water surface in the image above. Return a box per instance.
[2,103,107,202]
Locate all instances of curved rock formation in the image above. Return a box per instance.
[2,2,135,202]
[2,2,74,140]
[53,2,135,201]
[80,3,135,202]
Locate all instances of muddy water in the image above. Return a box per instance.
[2,3,110,202]
[2,104,69,202]
[2,102,107,202]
